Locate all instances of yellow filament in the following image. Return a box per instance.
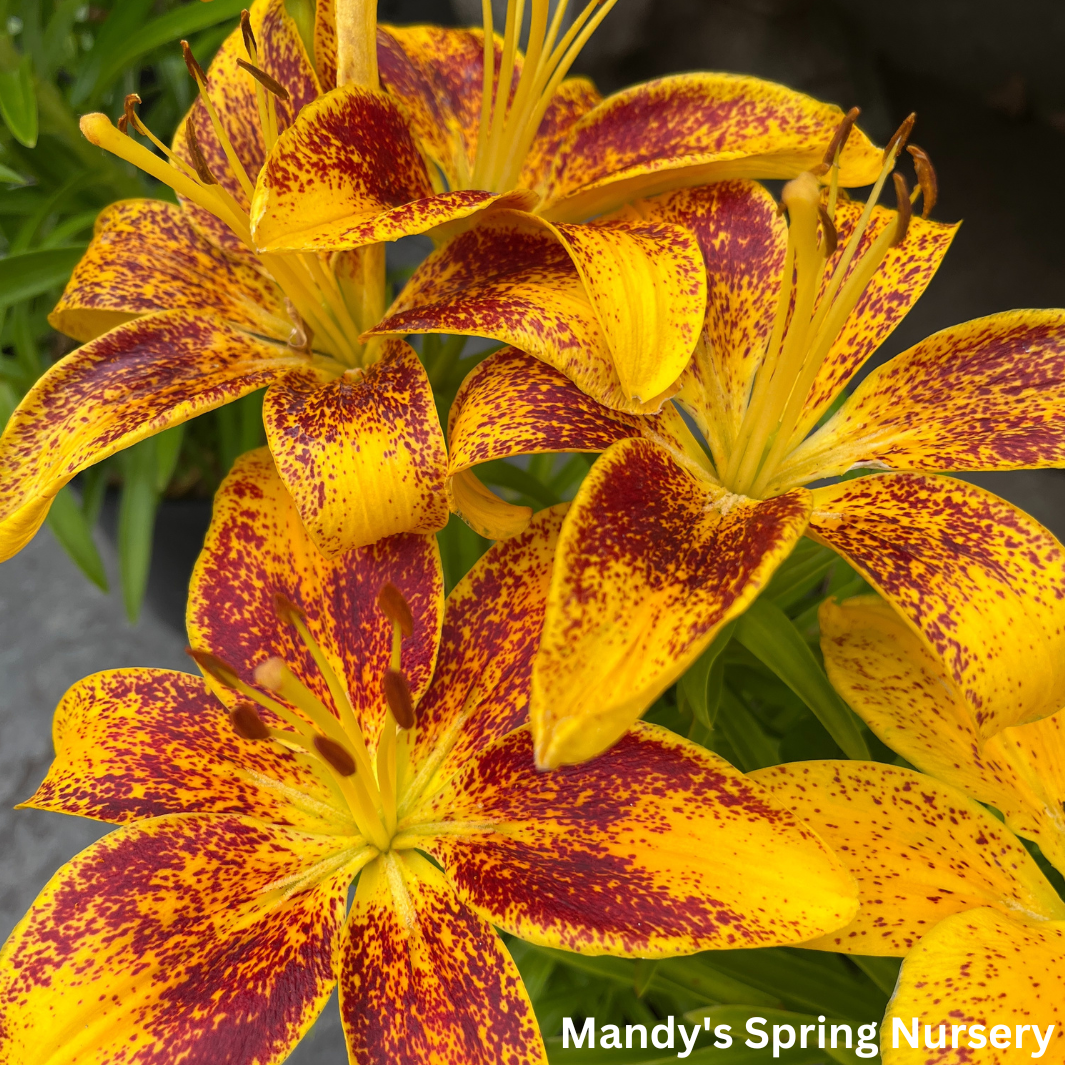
[188,63,256,201]
[285,611,377,783]
[257,658,354,747]
[377,710,399,836]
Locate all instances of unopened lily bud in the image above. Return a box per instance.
[314,735,356,776]
[254,656,286,691]
[230,703,269,740]
[187,647,241,688]
[377,582,413,637]
[383,669,415,729]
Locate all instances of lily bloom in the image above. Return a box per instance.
[0,448,859,1065]
[438,130,1065,767]
[754,595,1065,1065]
[256,0,884,411]
[0,0,448,564]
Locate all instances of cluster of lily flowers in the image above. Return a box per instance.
[1,0,1064,1061]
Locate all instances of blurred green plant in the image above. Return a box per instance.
[0,0,255,620]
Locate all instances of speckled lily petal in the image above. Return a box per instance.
[411,724,858,955]
[447,346,695,484]
[793,202,957,436]
[0,310,303,565]
[532,437,811,768]
[820,596,1065,876]
[24,668,342,832]
[753,760,1065,956]
[262,338,449,558]
[188,448,443,751]
[638,180,788,445]
[339,850,546,1065]
[539,72,884,222]
[783,310,1065,486]
[0,813,359,1065]
[172,0,320,255]
[883,909,1065,1065]
[405,505,565,800]
[810,473,1065,739]
[49,199,289,344]
[251,83,534,252]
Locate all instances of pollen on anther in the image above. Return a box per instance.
[377,582,413,637]
[314,735,357,776]
[383,669,415,729]
[231,703,270,740]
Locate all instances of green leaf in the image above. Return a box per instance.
[734,599,869,759]
[696,949,888,1023]
[74,0,251,107]
[436,512,490,595]
[715,686,780,771]
[0,245,86,308]
[850,956,901,997]
[118,438,159,623]
[46,484,108,591]
[154,424,184,493]
[677,620,736,728]
[478,458,561,507]
[764,541,838,612]
[0,54,38,148]
[0,161,29,184]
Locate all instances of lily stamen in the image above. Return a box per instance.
[471,0,620,192]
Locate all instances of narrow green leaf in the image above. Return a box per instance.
[0,55,38,148]
[632,959,658,998]
[764,542,837,612]
[677,620,736,728]
[80,461,109,526]
[850,956,901,997]
[436,513,490,595]
[735,599,869,759]
[46,484,108,591]
[154,424,184,493]
[0,161,29,184]
[698,948,889,1023]
[118,439,159,623]
[478,458,561,507]
[715,686,780,771]
[0,245,85,308]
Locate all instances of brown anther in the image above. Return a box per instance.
[187,647,241,688]
[817,205,838,257]
[891,172,912,246]
[906,143,938,219]
[231,703,270,740]
[184,116,217,185]
[240,9,257,59]
[117,115,128,134]
[883,112,916,162]
[181,40,207,86]
[235,58,290,102]
[274,592,307,625]
[377,583,413,638]
[123,93,144,134]
[254,656,286,692]
[314,735,357,776]
[822,106,860,167]
[382,669,415,729]
[283,298,312,352]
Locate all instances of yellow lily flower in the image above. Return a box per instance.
[440,124,1065,768]
[0,0,448,565]
[257,0,884,411]
[754,596,1065,1065]
[0,448,859,1065]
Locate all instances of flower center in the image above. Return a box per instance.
[713,111,936,499]
[79,15,382,369]
[189,582,419,853]
[469,0,618,193]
